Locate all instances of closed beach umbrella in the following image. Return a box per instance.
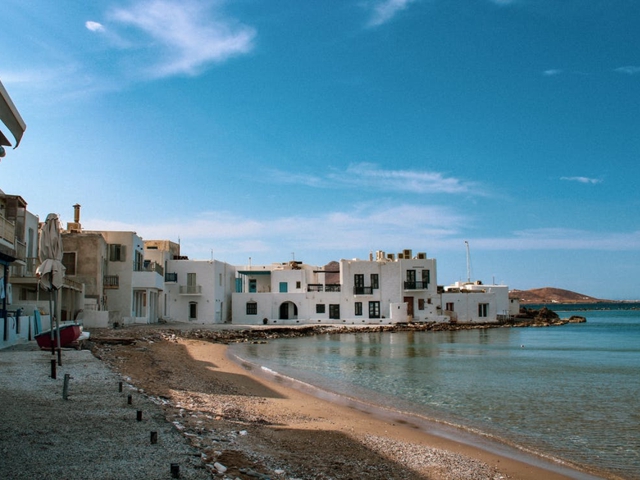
[35,214,65,352]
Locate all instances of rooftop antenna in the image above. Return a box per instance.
[465,240,471,283]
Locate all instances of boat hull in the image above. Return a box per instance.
[35,324,82,349]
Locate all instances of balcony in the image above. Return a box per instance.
[0,215,15,247]
[104,275,119,289]
[165,272,178,283]
[179,285,202,295]
[404,281,429,290]
[353,286,373,295]
[308,284,342,292]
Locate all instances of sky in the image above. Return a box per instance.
[1,0,639,300]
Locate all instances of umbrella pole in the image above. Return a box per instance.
[55,289,62,366]
[49,290,55,355]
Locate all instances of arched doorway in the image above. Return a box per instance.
[279,301,298,320]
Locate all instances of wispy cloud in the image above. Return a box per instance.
[267,163,483,195]
[83,203,467,261]
[475,228,640,251]
[543,69,562,76]
[87,0,255,78]
[560,176,602,185]
[366,0,418,27]
[615,66,640,75]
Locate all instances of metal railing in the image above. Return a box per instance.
[179,285,202,295]
[404,281,429,290]
[165,272,178,282]
[308,284,341,292]
[104,275,119,288]
[353,286,373,295]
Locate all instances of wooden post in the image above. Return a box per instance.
[62,374,70,400]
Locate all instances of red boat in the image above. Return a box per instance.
[35,323,82,350]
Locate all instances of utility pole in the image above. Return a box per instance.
[465,240,471,283]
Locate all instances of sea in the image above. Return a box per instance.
[229,304,640,480]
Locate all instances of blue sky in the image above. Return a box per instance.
[1,0,639,299]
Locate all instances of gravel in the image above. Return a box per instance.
[0,344,210,480]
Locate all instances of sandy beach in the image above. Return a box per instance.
[1,325,605,479]
[90,326,601,480]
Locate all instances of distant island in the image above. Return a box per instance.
[509,287,604,304]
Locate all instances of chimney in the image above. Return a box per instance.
[68,203,82,233]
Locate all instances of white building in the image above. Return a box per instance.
[232,250,449,325]
[441,281,510,323]
[162,258,235,324]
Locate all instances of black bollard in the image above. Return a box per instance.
[118,381,123,392]
[150,431,158,444]
[127,394,132,405]
[50,359,56,379]
[57,348,62,366]
[62,374,70,400]
[136,410,142,422]
[170,463,180,478]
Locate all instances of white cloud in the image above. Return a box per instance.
[543,69,562,76]
[267,163,483,196]
[560,176,602,184]
[475,228,640,251]
[85,21,105,33]
[83,203,467,262]
[615,66,640,75]
[366,0,417,27]
[108,0,256,78]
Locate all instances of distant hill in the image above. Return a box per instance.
[509,287,604,304]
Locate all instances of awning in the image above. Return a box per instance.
[237,270,272,275]
[0,80,26,148]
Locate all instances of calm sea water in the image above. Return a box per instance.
[229,309,640,479]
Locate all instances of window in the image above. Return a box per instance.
[369,301,380,318]
[418,299,425,310]
[354,274,364,287]
[355,302,363,316]
[109,244,126,262]
[478,303,489,318]
[219,273,222,286]
[329,304,340,319]
[316,304,325,314]
[446,302,454,311]
[246,302,257,315]
[406,270,416,283]
[422,269,430,286]
[62,252,76,276]
[279,282,288,293]
[189,302,197,320]
[370,274,379,289]
[296,281,301,289]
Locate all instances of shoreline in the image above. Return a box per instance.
[88,324,615,479]
[225,344,604,480]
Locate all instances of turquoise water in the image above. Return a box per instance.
[229,310,640,479]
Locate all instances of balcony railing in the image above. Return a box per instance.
[104,275,119,288]
[308,284,342,292]
[404,281,429,290]
[353,286,373,295]
[165,272,178,282]
[179,285,202,295]
[0,215,15,245]
[135,261,164,275]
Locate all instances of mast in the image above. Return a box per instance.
[465,240,471,283]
